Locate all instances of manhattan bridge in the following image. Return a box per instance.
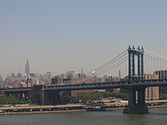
[1,45,167,114]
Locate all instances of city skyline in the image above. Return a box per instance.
[1,0,167,78]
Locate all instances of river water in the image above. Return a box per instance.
[0,108,167,125]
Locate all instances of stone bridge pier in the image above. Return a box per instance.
[125,46,148,114]
[43,91,62,105]
[31,85,64,105]
[1,85,67,105]
[123,87,148,114]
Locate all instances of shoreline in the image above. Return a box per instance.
[0,105,167,115]
[0,109,87,115]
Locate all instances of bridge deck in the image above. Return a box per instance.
[1,79,167,92]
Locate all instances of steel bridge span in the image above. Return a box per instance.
[1,46,167,114]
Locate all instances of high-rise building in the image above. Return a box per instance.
[66,71,74,79]
[45,72,51,83]
[25,59,30,76]
[154,70,167,93]
[145,74,159,100]
[51,75,63,85]
[0,75,4,83]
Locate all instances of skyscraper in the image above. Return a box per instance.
[25,59,30,76]
[45,72,51,83]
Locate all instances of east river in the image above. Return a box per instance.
[0,108,167,125]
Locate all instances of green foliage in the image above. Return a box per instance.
[160,94,167,100]
[62,91,128,104]
[62,95,71,104]
[0,96,31,105]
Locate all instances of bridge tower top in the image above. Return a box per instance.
[128,46,144,82]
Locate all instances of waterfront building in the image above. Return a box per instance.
[154,70,167,93]
[145,74,159,100]
[70,73,96,96]
[112,77,121,93]
[104,76,121,93]
[51,75,63,85]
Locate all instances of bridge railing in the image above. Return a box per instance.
[1,79,167,92]
[0,87,33,92]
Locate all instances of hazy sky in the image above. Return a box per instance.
[0,0,167,78]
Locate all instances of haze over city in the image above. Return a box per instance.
[1,0,167,78]
[1,0,167,123]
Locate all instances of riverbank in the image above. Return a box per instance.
[0,109,87,115]
[1,104,167,115]
[0,104,87,115]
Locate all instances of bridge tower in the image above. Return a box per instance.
[124,46,148,114]
[128,46,144,81]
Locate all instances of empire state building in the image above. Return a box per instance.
[25,59,30,76]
